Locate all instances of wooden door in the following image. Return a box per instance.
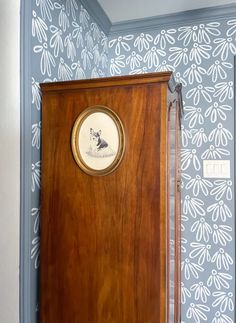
[40,76,170,323]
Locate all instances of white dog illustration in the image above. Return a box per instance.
[87,128,115,158]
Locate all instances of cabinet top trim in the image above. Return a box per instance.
[40,72,174,93]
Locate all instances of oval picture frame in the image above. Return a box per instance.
[71,106,125,176]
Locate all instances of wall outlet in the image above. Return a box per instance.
[203,160,230,178]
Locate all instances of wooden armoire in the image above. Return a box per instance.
[40,72,182,323]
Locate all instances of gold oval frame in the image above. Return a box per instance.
[71,105,125,176]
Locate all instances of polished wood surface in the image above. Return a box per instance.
[40,73,180,323]
[40,71,173,92]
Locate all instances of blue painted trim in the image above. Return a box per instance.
[234,55,236,323]
[20,0,32,322]
[80,0,112,35]
[110,3,236,35]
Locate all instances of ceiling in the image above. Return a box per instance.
[98,0,236,23]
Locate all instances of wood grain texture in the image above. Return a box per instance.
[40,73,181,323]
[40,71,174,92]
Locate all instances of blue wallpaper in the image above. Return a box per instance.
[108,21,235,322]
[30,1,108,321]
[29,2,235,322]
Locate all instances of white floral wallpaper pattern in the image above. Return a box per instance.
[108,21,235,323]
[31,0,108,321]
[30,1,235,322]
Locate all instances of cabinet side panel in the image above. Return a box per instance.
[166,89,181,323]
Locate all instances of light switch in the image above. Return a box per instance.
[203,160,230,178]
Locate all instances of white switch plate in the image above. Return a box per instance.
[203,160,230,178]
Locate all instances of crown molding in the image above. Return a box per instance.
[80,2,236,36]
[109,3,236,35]
[80,0,112,35]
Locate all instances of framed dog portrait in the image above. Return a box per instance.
[71,106,125,176]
